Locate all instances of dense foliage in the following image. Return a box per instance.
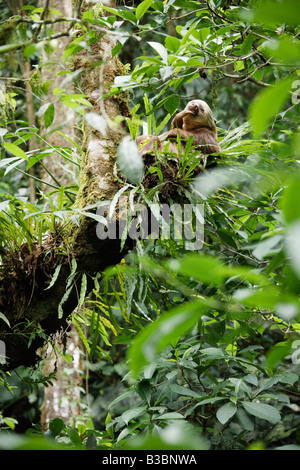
[0,0,300,450]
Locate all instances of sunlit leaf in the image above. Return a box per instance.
[128,300,212,377]
[280,175,300,224]
[262,37,300,65]
[136,0,154,20]
[124,421,210,450]
[249,78,293,138]
[241,0,300,27]
[3,142,27,160]
[148,42,168,65]
[216,402,237,425]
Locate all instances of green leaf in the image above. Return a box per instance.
[165,36,180,53]
[240,32,254,55]
[44,103,55,128]
[280,175,300,224]
[236,408,254,432]
[45,264,62,290]
[79,273,87,307]
[148,41,168,65]
[122,406,147,425]
[65,426,84,448]
[164,95,180,114]
[265,341,293,371]
[124,421,209,450]
[249,77,293,138]
[263,37,300,65]
[3,142,27,160]
[216,402,237,425]
[136,380,152,405]
[136,0,154,20]
[128,299,212,377]
[170,384,203,398]
[242,401,281,424]
[242,0,300,27]
[154,412,183,420]
[48,418,65,437]
[58,285,73,319]
[170,254,226,286]
[0,312,10,327]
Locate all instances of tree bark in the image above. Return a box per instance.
[40,321,83,431]
[0,0,132,371]
[39,0,82,430]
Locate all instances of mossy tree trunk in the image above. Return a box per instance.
[39,0,83,431]
[0,0,132,371]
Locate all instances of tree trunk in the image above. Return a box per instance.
[0,0,132,371]
[40,321,83,431]
[39,0,82,430]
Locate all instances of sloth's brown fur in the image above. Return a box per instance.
[136,100,221,157]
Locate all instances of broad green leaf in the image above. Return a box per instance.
[3,142,27,160]
[65,426,84,448]
[249,77,293,138]
[168,253,267,287]
[23,44,38,58]
[216,402,237,425]
[170,384,203,398]
[236,408,254,432]
[164,95,180,114]
[122,406,147,425]
[240,32,254,55]
[263,37,300,65]
[169,254,226,286]
[280,175,300,224]
[154,412,183,420]
[165,36,180,53]
[279,372,299,385]
[44,103,55,128]
[234,285,279,309]
[136,0,154,20]
[124,421,210,450]
[48,418,65,437]
[242,401,281,424]
[194,397,226,407]
[148,41,168,65]
[37,102,51,118]
[136,380,151,405]
[241,0,300,27]
[128,299,212,376]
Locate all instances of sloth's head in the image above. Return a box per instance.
[183,100,216,134]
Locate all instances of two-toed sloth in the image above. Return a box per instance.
[136,100,221,157]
